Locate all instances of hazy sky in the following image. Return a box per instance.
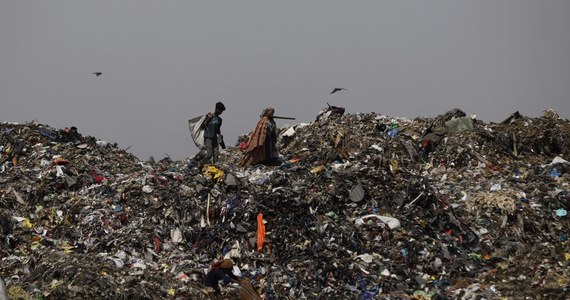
[2,1,569,161]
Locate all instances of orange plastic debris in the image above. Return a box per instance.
[257,213,266,253]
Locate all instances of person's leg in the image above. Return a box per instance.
[193,149,206,162]
[212,140,220,164]
[204,138,214,164]
[213,286,222,300]
[206,290,220,300]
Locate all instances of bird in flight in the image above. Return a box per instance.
[330,88,347,94]
[92,72,102,77]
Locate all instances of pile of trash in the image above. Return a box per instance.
[1,107,569,299]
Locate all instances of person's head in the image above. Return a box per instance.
[215,102,226,115]
[261,107,275,118]
[211,258,233,271]
[220,259,234,269]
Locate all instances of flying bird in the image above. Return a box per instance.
[330,88,347,94]
[92,72,102,77]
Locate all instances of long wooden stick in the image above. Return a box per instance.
[206,193,211,226]
[273,116,296,120]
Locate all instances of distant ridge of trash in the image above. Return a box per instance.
[1,108,569,299]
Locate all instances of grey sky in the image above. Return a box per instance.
[2,1,569,161]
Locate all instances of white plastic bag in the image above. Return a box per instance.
[188,115,207,150]
[354,214,401,229]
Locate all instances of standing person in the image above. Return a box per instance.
[202,102,226,164]
[204,259,240,300]
[239,107,279,167]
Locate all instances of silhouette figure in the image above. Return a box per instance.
[92,72,102,77]
[330,88,347,94]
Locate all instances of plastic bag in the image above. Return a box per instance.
[188,115,207,150]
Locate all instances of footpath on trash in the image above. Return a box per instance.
[1,107,569,299]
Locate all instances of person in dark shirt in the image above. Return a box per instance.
[204,259,239,299]
[202,102,226,164]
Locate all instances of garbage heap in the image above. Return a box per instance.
[1,107,569,300]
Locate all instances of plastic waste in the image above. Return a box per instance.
[171,228,183,244]
[188,115,207,150]
[354,215,401,229]
[248,170,272,185]
[349,184,365,202]
[490,183,502,192]
[3,109,570,299]
[356,253,374,263]
[257,213,266,253]
[549,168,561,179]
[203,165,224,181]
[311,165,325,175]
[445,116,473,132]
[386,128,399,138]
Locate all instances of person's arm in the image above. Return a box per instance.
[216,118,222,136]
[227,271,239,281]
[204,269,221,287]
[221,269,239,284]
[202,113,213,129]
[269,120,277,143]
